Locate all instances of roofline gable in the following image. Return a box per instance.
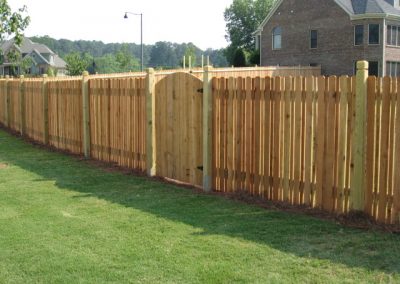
[254,0,355,35]
[27,49,50,65]
[254,0,283,35]
[334,0,354,16]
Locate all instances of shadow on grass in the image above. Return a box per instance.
[0,130,399,275]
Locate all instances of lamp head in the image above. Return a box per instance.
[124,13,128,19]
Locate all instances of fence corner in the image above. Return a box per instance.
[350,60,368,211]
[203,65,213,192]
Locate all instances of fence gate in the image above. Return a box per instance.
[155,72,203,186]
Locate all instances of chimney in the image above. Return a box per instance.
[384,0,400,9]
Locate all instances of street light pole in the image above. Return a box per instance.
[124,12,144,72]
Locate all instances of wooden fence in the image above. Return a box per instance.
[155,65,321,80]
[48,79,83,153]
[0,63,399,225]
[89,77,146,171]
[212,76,355,213]
[366,77,400,224]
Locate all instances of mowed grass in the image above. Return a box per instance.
[0,130,399,284]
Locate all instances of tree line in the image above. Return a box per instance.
[3,0,275,76]
[30,36,229,75]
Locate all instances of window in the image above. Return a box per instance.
[387,25,400,46]
[397,27,400,46]
[310,30,318,48]
[272,27,282,50]
[391,25,397,45]
[368,61,379,76]
[386,61,400,77]
[369,24,380,44]
[388,25,397,45]
[388,25,392,45]
[354,25,364,45]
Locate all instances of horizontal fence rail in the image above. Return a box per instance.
[0,64,398,225]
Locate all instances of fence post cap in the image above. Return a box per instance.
[203,65,213,72]
[5,75,9,79]
[42,74,48,78]
[146,68,155,74]
[19,75,24,79]
[357,61,369,70]
[82,71,89,76]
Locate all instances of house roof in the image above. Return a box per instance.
[255,0,400,34]
[337,0,400,15]
[29,49,50,65]
[1,37,54,55]
[53,55,67,69]
[1,36,67,69]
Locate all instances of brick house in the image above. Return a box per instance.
[253,0,400,76]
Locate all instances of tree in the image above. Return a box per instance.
[183,45,197,67]
[203,48,229,67]
[249,49,260,66]
[0,1,30,44]
[224,0,275,63]
[46,67,56,77]
[19,56,34,75]
[148,42,178,69]
[232,48,247,67]
[65,52,90,76]
[94,54,119,74]
[115,44,139,72]
[0,1,29,73]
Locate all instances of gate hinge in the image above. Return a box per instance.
[197,88,203,94]
[197,166,204,171]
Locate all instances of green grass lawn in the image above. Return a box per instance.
[0,129,399,284]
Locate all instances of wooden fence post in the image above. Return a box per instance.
[42,74,49,144]
[146,68,156,176]
[203,65,213,191]
[19,75,25,135]
[351,61,368,211]
[4,75,9,127]
[82,71,90,158]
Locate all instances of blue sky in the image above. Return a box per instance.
[8,0,233,50]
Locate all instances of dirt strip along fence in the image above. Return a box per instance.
[0,63,399,225]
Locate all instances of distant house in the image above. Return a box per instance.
[0,37,67,76]
[254,0,400,76]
